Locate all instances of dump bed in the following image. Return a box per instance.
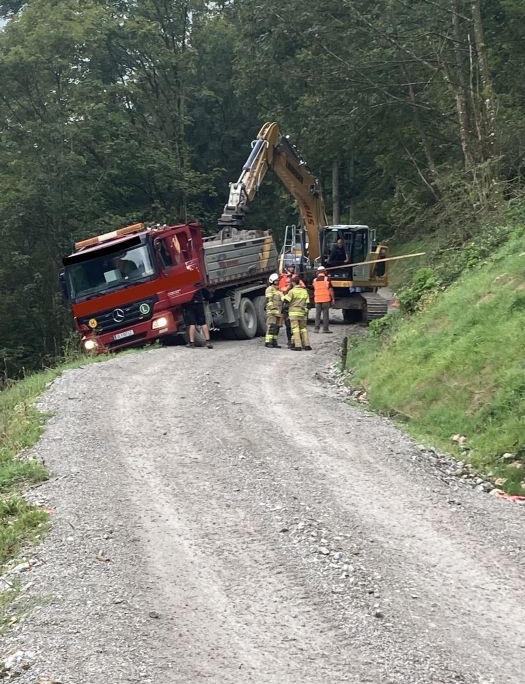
[203,229,278,287]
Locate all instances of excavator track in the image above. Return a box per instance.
[360,292,388,323]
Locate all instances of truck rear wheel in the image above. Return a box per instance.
[233,297,257,340]
[253,295,267,336]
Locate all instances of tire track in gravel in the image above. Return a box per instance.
[2,326,525,684]
[107,347,379,684]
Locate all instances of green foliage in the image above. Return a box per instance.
[347,227,525,493]
[0,0,524,376]
[0,358,98,574]
[397,268,440,313]
[0,371,53,573]
[0,496,48,568]
[367,314,399,338]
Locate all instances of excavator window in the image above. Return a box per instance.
[352,230,367,263]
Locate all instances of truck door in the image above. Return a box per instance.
[155,226,205,298]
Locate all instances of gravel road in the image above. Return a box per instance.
[2,319,525,684]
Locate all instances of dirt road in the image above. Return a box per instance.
[3,321,525,683]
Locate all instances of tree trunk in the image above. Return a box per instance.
[450,0,477,172]
[348,154,354,223]
[471,0,497,157]
[332,160,340,224]
[406,77,441,201]
[471,0,500,202]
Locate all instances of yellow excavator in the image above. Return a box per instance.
[218,121,390,322]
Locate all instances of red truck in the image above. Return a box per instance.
[60,221,278,353]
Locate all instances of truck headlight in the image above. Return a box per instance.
[83,339,99,351]
[152,316,168,329]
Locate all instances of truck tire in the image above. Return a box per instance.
[253,295,267,336]
[233,297,257,340]
[184,327,207,347]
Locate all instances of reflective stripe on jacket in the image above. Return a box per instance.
[313,274,333,303]
[283,285,310,317]
[265,285,282,315]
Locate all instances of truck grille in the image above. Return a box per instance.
[79,296,158,333]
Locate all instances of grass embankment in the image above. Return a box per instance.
[347,226,525,493]
[0,353,109,631]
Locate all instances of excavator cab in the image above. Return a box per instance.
[320,225,371,279]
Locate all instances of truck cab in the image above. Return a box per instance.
[61,222,206,353]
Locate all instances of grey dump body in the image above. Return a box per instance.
[203,229,278,289]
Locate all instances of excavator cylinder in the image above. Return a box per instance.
[241,139,267,178]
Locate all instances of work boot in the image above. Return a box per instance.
[291,346,303,351]
[271,341,282,349]
[322,329,332,334]
[287,339,293,348]
[314,327,320,333]
[303,345,312,350]
[264,342,273,348]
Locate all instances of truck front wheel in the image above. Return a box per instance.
[234,297,257,339]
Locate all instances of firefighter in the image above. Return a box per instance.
[278,265,305,348]
[313,265,335,333]
[265,273,283,348]
[283,275,311,351]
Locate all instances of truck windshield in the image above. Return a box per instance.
[66,244,156,301]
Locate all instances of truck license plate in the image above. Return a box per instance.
[114,329,134,340]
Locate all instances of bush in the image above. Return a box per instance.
[397,268,440,313]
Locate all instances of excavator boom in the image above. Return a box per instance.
[219,122,327,261]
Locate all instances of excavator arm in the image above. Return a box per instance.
[218,122,327,262]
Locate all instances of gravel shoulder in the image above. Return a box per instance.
[2,319,524,683]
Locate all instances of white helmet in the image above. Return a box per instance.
[268,273,279,284]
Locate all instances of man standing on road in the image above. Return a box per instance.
[264,273,283,348]
[283,275,311,351]
[313,266,335,333]
[182,289,213,349]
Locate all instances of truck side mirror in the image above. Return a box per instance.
[58,271,69,300]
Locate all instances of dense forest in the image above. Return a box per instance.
[0,0,523,381]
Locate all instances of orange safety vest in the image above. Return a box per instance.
[313,274,333,303]
[278,273,291,292]
[279,272,305,291]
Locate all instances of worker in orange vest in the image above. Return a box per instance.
[313,265,335,333]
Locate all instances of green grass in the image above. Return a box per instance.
[0,350,112,562]
[388,237,431,291]
[0,580,21,634]
[347,227,525,493]
[0,351,113,631]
